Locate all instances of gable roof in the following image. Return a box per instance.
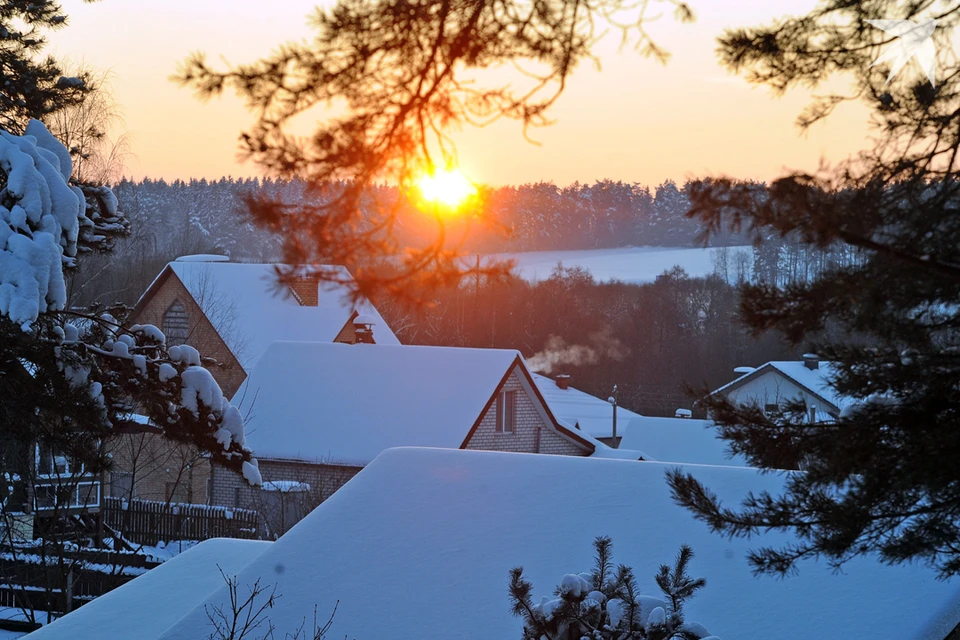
[29,539,271,640]
[134,259,400,373]
[531,373,642,438]
[711,361,851,413]
[234,342,591,465]
[619,416,748,467]
[107,447,960,640]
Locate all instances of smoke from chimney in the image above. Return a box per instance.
[527,328,629,375]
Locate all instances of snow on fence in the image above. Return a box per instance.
[103,497,259,545]
[0,548,161,617]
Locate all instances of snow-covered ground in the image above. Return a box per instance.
[42,447,960,640]
[25,539,271,640]
[489,246,752,284]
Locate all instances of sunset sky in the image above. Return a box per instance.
[53,0,878,187]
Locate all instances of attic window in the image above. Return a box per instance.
[163,300,190,346]
[495,390,517,434]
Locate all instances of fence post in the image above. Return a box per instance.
[64,566,74,614]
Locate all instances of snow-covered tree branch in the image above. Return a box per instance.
[0,121,260,485]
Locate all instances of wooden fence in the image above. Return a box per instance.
[102,496,259,545]
[0,547,162,617]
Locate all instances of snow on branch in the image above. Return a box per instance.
[0,120,128,330]
[0,121,258,484]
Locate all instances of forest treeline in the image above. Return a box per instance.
[66,176,856,416]
[378,264,793,417]
[70,176,825,309]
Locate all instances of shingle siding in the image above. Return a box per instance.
[464,370,588,457]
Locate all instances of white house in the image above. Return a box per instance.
[33,447,960,640]
[710,354,851,422]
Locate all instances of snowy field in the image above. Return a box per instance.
[488,246,752,284]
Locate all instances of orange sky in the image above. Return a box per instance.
[53,0,877,187]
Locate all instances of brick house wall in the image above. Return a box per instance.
[129,270,247,398]
[106,433,210,504]
[333,311,360,344]
[210,458,362,536]
[464,369,589,456]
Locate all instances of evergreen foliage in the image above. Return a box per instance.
[0,0,259,528]
[668,0,960,578]
[175,0,695,303]
[0,1,92,132]
[508,537,713,640]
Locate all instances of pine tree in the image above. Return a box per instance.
[508,537,713,640]
[667,0,960,578]
[0,0,260,528]
[0,1,93,133]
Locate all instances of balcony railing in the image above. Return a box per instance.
[33,477,101,513]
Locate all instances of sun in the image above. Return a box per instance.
[416,168,476,209]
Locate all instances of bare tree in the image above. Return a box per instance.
[46,65,131,185]
[205,568,340,640]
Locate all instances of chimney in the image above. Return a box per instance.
[288,276,320,306]
[802,353,820,371]
[353,313,376,344]
[555,374,571,390]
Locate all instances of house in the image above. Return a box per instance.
[129,255,400,398]
[27,538,271,640]
[34,447,960,640]
[710,354,851,422]
[0,437,103,543]
[530,372,641,446]
[111,256,400,505]
[214,340,597,533]
[617,416,748,467]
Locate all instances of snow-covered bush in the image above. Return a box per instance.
[509,537,717,640]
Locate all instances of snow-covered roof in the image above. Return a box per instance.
[235,342,551,464]
[137,261,400,373]
[531,373,642,438]
[129,448,960,640]
[712,361,851,412]
[619,416,747,467]
[29,538,271,640]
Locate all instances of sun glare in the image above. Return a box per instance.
[416,169,476,209]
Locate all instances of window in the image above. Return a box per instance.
[36,444,82,477]
[163,300,190,346]
[165,481,188,505]
[110,471,134,500]
[34,481,100,511]
[495,390,517,434]
[763,403,778,415]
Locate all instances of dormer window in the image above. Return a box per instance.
[495,390,517,434]
[163,300,190,346]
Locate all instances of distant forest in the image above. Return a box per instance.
[68,176,817,307]
[68,177,857,416]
